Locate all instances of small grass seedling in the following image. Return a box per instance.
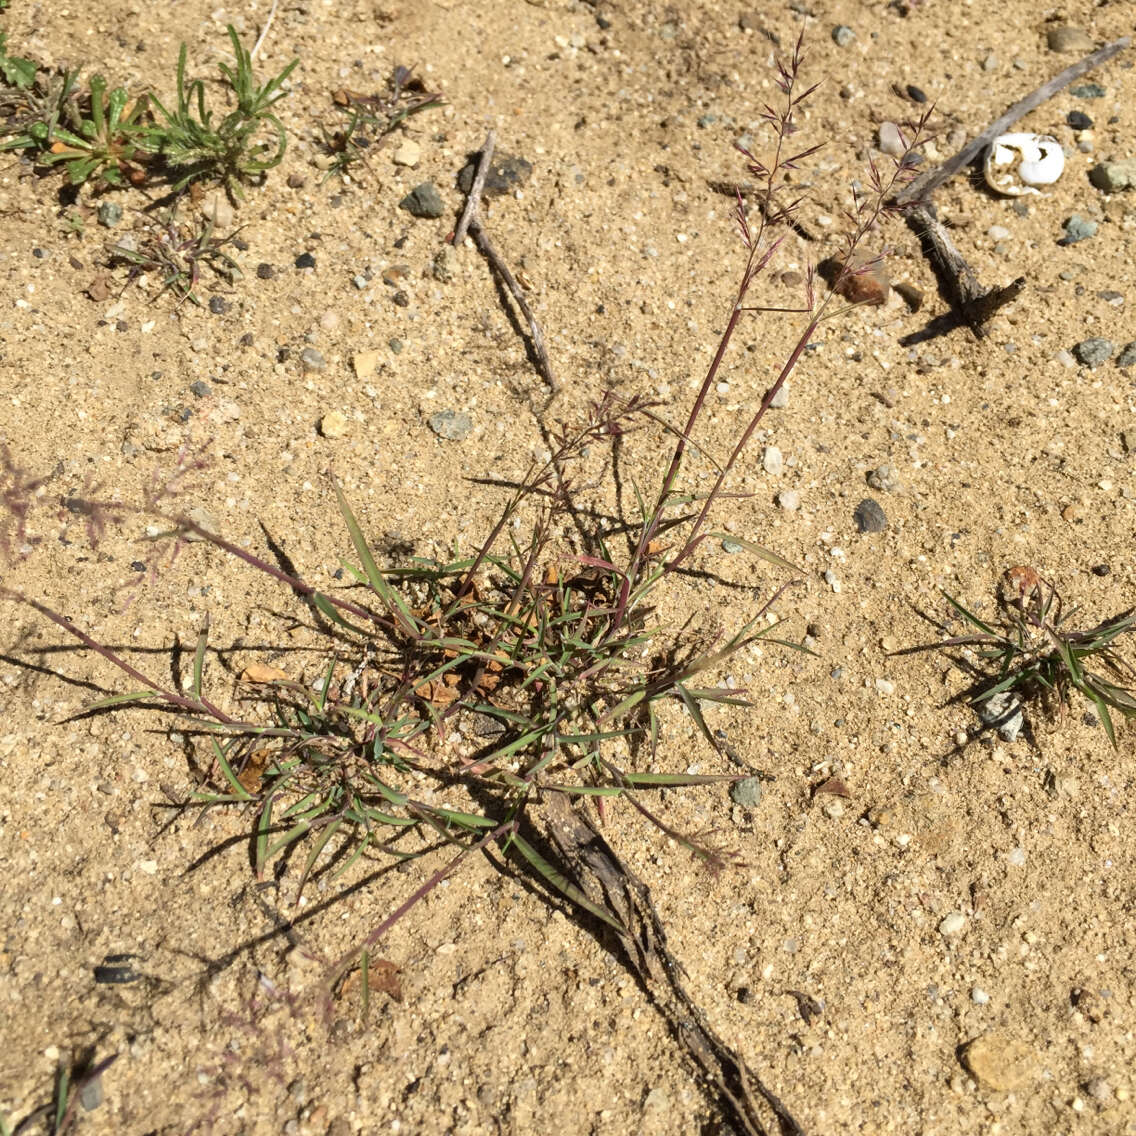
[317,64,442,181]
[905,566,1136,746]
[111,209,242,306]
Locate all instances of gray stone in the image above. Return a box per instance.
[769,382,790,409]
[456,154,533,198]
[978,691,1023,742]
[776,488,800,511]
[399,182,445,219]
[877,122,905,158]
[300,347,326,372]
[1116,342,1136,369]
[97,201,123,228]
[1070,83,1105,99]
[762,445,783,475]
[730,777,763,808]
[1073,337,1114,367]
[831,25,855,47]
[1089,161,1136,193]
[853,498,887,533]
[1062,214,1098,243]
[428,409,473,441]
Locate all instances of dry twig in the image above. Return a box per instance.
[896,35,1130,336]
[544,792,803,1136]
[454,132,558,398]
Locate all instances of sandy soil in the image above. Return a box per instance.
[1,0,1134,1133]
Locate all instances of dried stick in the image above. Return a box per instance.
[250,0,281,60]
[454,131,558,397]
[453,130,495,247]
[468,219,558,396]
[544,791,803,1136]
[896,35,1130,335]
[898,35,1131,206]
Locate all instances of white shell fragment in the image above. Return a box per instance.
[984,133,1065,196]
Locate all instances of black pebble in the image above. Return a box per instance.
[208,296,229,315]
[256,263,276,280]
[906,84,927,103]
[294,251,316,269]
[1066,110,1093,130]
[853,498,888,533]
[1091,563,1110,577]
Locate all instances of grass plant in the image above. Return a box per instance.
[316,64,443,182]
[111,209,242,306]
[0,26,295,194]
[3,34,928,988]
[904,567,1136,746]
[147,26,297,196]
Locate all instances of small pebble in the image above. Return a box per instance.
[866,464,899,492]
[295,251,316,270]
[1073,337,1114,367]
[320,311,339,332]
[1069,83,1105,99]
[352,274,368,290]
[978,691,1024,742]
[400,182,445,219]
[721,539,744,554]
[906,84,927,103]
[823,569,841,593]
[1046,25,1094,53]
[874,678,895,696]
[1122,427,1136,451]
[762,445,783,475]
[201,192,234,229]
[1066,110,1093,130]
[433,246,458,282]
[854,497,888,533]
[428,409,473,441]
[769,383,790,409]
[392,138,422,167]
[456,154,533,197]
[962,1032,1037,1091]
[831,25,855,47]
[286,172,306,189]
[1091,563,1111,576]
[256,263,276,280]
[981,52,998,72]
[189,380,212,398]
[300,347,326,373]
[1088,160,1136,193]
[730,778,763,808]
[79,1075,104,1112]
[938,911,966,937]
[207,296,229,315]
[319,410,349,438]
[971,988,990,1005]
[776,488,800,511]
[1116,343,1136,369]
[987,224,1010,241]
[353,350,380,380]
[877,122,905,158]
[97,201,122,228]
[1062,215,1098,244]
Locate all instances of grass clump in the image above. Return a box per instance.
[907,566,1136,746]
[316,64,443,181]
[0,25,296,195]
[110,208,242,306]
[4,34,927,983]
[147,26,297,196]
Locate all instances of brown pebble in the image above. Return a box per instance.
[894,281,923,312]
[833,250,889,306]
[1062,502,1085,523]
[962,1032,1037,1091]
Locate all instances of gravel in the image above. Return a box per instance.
[400,182,446,219]
[1062,214,1098,243]
[831,25,855,47]
[300,347,326,372]
[428,409,473,441]
[1073,337,1114,367]
[854,498,888,533]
